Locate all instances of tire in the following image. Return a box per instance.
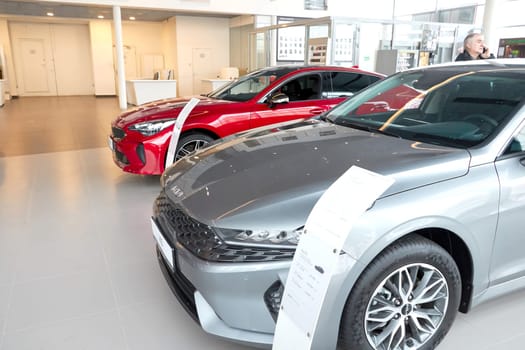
[174,133,214,161]
[338,235,461,350]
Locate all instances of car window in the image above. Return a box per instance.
[279,74,321,102]
[209,68,295,102]
[322,72,381,98]
[326,69,525,148]
[504,125,525,155]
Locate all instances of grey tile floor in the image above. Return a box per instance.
[0,96,524,349]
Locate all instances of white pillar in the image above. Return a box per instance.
[113,6,127,109]
[482,0,500,53]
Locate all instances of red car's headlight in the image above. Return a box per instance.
[129,119,176,136]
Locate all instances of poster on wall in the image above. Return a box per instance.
[307,37,328,65]
[333,24,354,64]
[277,17,305,62]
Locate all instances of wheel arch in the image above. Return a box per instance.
[304,227,475,349]
[335,232,466,350]
[161,127,220,167]
[179,127,220,141]
[344,228,474,314]
[414,228,474,313]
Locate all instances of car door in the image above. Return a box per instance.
[491,121,525,284]
[249,73,332,129]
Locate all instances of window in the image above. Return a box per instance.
[304,0,327,10]
[280,74,321,101]
[322,72,381,98]
[504,126,525,155]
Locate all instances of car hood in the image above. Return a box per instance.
[162,119,471,231]
[115,96,239,127]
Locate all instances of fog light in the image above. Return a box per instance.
[264,280,284,322]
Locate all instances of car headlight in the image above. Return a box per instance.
[129,119,176,136]
[216,227,304,248]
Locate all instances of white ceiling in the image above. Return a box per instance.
[0,0,236,22]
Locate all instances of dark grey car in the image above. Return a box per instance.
[152,59,525,349]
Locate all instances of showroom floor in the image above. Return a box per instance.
[0,96,524,350]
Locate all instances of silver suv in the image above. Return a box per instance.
[152,59,525,349]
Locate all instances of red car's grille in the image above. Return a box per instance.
[154,191,295,262]
[111,126,126,139]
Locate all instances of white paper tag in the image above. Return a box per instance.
[273,166,394,350]
[164,97,200,169]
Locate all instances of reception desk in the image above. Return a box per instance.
[126,79,177,105]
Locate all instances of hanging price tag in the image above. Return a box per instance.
[164,97,200,169]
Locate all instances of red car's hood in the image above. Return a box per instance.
[115,95,239,127]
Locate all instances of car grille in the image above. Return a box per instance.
[112,126,125,139]
[154,191,295,263]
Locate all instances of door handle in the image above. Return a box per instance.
[309,108,324,115]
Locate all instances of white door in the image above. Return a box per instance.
[10,22,94,96]
[52,24,94,95]
[17,37,57,95]
[192,48,213,95]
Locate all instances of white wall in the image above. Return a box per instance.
[358,23,386,72]
[89,21,116,95]
[122,21,165,78]
[0,19,16,97]
[162,17,178,81]
[52,23,95,95]
[175,16,230,96]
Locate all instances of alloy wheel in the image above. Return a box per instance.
[365,263,449,350]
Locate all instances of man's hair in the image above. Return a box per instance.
[464,33,481,50]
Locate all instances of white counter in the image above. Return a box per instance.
[126,79,177,105]
[201,79,231,94]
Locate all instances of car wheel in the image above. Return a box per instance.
[175,133,214,161]
[338,235,461,350]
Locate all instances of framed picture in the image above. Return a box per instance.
[277,17,306,62]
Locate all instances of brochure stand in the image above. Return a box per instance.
[273,166,394,350]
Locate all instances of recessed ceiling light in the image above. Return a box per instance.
[97,15,104,19]
[46,12,54,17]
[129,16,136,20]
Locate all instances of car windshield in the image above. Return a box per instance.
[208,68,295,102]
[326,68,525,148]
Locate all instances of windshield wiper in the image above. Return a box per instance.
[334,119,402,138]
[405,132,471,148]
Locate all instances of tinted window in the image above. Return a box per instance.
[322,72,381,98]
[280,74,321,101]
[504,124,525,154]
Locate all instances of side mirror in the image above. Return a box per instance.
[268,93,289,108]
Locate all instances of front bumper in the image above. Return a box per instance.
[154,222,292,348]
[108,129,170,175]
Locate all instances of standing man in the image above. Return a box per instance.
[455,33,495,61]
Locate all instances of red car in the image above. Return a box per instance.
[109,65,384,175]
